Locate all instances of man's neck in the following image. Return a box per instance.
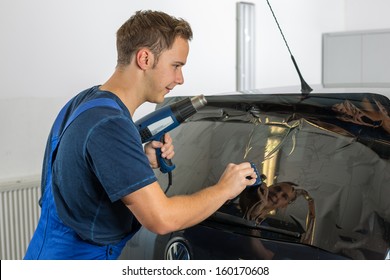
[100,66,145,116]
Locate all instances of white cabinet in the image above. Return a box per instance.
[322,29,390,87]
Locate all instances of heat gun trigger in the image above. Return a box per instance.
[156,134,176,173]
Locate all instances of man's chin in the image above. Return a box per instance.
[156,96,166,104]
[148,95,167,104]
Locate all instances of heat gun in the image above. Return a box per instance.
[135,95,207,173]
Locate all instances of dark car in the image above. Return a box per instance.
[120,87,390,260]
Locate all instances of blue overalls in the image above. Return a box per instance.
[24,98,133,260]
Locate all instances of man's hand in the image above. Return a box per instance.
[144,133,175,169]
[217,162,257,200]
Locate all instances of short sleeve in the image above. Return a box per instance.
[86,115,157,202]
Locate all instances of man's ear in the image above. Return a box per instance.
[136,48,154,70]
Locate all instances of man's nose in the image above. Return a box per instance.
[176,70,184,85]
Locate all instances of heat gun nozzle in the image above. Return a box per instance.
[190,95,208,110]
[173,95,207,122]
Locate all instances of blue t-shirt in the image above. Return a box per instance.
[43,86,157,245]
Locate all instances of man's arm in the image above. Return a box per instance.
[121,162,256,235]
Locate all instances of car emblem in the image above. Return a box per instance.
[165,240,191,260]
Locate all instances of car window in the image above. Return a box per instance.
[158,93,390,260]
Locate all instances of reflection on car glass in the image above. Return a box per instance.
[220,181,315,245]
[332,97,390,134]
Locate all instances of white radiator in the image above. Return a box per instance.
[0,176,41,260]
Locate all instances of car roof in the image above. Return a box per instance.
[210,84,390,98]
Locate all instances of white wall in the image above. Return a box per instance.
[345,0,390,31]
[0,0,389,181]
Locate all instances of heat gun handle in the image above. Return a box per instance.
[156,134,176,173]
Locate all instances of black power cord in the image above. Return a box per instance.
[164,171,173,194]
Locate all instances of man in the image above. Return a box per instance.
[24,10,256,260]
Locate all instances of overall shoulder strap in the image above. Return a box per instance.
[62,98,122,138]
[51,98,122,155]
[43,98,122,196]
